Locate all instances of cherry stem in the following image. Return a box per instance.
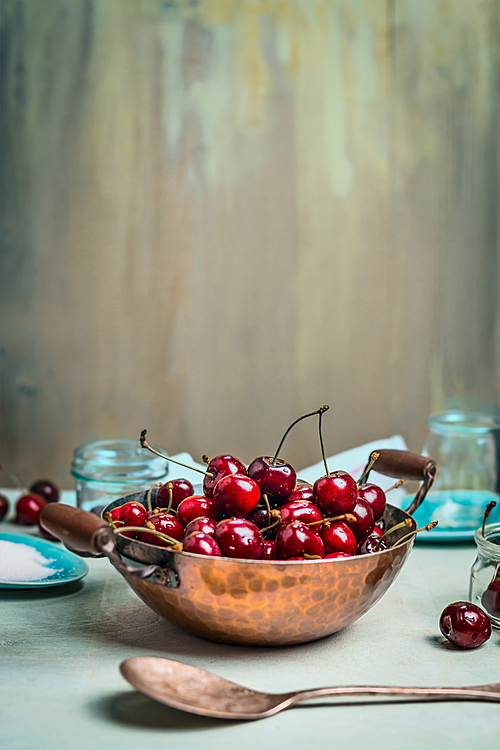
[261,493,272,515]
[385,479,407,493]
[260,517,282,536]
[115,525,183,550]
[482,500,497,537]
[375,518,413,550]
[317,406,330,476]
[357,452,380,486]
[391,520,438,548]
[140,431,215,478]
[303,553,323,559]
[272,405,330,465]
[164,482,174,515]
[146,483,162,513]
[308,513,356,527]
[0,463,24,491]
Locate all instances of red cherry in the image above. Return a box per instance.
[325,551,352,559]
[120,501,148,527]
[177,496,218,526]
[275,521,325,559]
[286,481,314,503]
[30,479,59,504]
[156,479,194,510]
[182,516,217,539]
[279,500,323,527]
[247,456,296,504]
[214,518,264,559]
[0,494,9,521]
[246,507,271,529]
[213,474,261,517]
[16,493,47,525]
[345,498,375,540]
[439,602,491,648]
[320,520,357,556]
[371,524,384,538]
[313,471,358,517]
[183,532,222,556]
[203,455,246,499]
[357,483,386,521]
[261,540,277,559]
[146,512,184,541]
[357,534,389,555]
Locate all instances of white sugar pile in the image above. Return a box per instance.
[0,540,62,581]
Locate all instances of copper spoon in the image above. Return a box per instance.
[119,656,500,720]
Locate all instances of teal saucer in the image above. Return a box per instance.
[0,532,89,588]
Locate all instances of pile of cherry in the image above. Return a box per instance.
[106,408,411,562]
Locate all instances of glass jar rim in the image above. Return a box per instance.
[426,411,500,434]
[71,439,169,482]
[474,522,500,559]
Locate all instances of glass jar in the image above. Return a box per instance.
[71,439,169,514]
[421,411,500,530]
[469,522,500,627]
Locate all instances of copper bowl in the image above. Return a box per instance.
[41,449,436,647]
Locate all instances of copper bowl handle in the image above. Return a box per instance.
[362,449,437,515]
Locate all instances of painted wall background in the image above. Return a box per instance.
[1,0,499,488]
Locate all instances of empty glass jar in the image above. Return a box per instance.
[71,439,169,514]
[421,411,500,530]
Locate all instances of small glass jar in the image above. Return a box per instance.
[421,411,500,530]
[469,522,500,627]
[71,439,169,514]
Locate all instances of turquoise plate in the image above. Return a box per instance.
[0,532,89,589]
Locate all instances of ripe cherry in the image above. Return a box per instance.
[156,479,194,510]
[261,540,277,559]
[357,483,386,521]
[16,493,47,525]
[320,520,357,556]
[120,501,148,527]
[203,455,247,499]
[286,481,314,503]
[275,521,325,559]
[439,602,491,648]
[357,534,389,555]
[215,518,264,559]
[279,499,323,527]
[146,513,184,542]
[183,532,222,556]
[30,479,59,504]
[0,494,9,521]
[177,496,218,526]
[312,408,357,516]
[345,499,375,540]
[182,516,217,539]
[325,551,352,559]
[246,507,271,529]
[212,474,261,517]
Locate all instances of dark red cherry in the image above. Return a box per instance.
[30,479,59,504]
[15,493,47,525]
[203,455,246,499]
[313,471,358,517]
[279,499,323,527]
[214,518,264,559]
[246,507,271,529]
[247,457,296,504]
[357,534,389,555]
[0,494,9,521]
[275,521,325,559]
[156,478,194,510]
[213,474,261,517]
[182,516,217,539]
[481,575,500,619]
[371,524,384,538]
[120,501,148,527]
[183,532,222,556]
[177,496,218,526]
[286,481,314,503]
[345,498,375,540]
[146,512,184,541]
[439,601,491,648]
[320,520,357,556]
[357,483,386,521]
[261,540,277,559]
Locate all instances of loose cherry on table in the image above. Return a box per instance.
[30,479,59,504]
[248,407,328,505]
[15,493,47,525]
[439,601,492,648]
[0,494,9,521]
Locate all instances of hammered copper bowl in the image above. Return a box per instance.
[41,446,436,647]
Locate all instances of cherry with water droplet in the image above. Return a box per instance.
[439,601,491,648]
[214,517,264,559]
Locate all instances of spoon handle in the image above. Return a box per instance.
[287,684,500,706]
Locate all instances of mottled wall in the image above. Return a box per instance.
[1,0,499,487]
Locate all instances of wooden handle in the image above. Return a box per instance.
[371,449,434,481]
[40,503,108,555]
